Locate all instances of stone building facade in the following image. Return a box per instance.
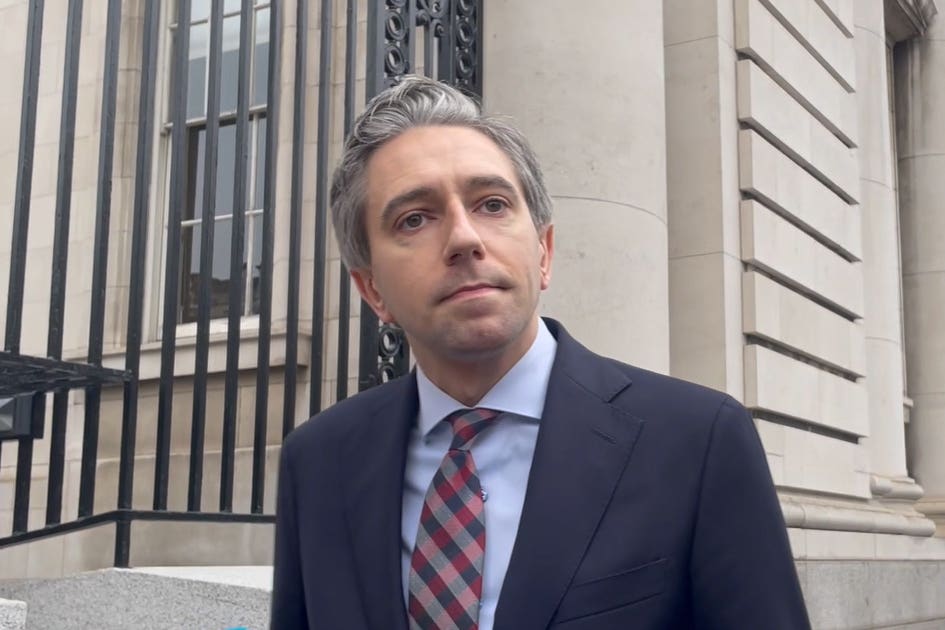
[1,0,945,626]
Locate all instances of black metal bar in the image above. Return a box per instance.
[45,393,68,524]
[188,0,225,513]
[117,0,161,520]
[87,0,122,369]
[422,10,434,78]
[47,0,84,360]
[308,0,331,417]
[251,0,281,514]
[154,0,192,511]
[115,1,161,569]
[219,0,253,513]
[12,395,43,533]
[283,0,307,436]
[436,0,455,84]
[3,509,275,551]
[365,0,384,97]
[471,1,483,97]
[13,438,34,533]
[76,0,123,520]
[4,0,45,354]
[114,518,131,567]
[359,0,385,392]
[335,0,357,403]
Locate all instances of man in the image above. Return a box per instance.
[270,75,810,629]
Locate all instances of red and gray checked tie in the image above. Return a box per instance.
[408,408,500,630]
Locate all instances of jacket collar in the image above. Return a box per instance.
[493,318,644,628]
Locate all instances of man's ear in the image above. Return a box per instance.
[350,267,395,323]
[538,223,554,291]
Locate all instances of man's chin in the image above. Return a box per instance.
[440,320,532,361]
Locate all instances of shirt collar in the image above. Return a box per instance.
[415,318,558,437]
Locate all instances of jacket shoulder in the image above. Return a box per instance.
[281,374,411,458]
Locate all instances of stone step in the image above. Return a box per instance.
[0,566,272,630]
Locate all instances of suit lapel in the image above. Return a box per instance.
[494,321,644,629]
[342,374,416,630]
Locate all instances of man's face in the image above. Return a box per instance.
[351,125,553,366]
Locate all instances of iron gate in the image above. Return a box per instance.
[0,0,482,566]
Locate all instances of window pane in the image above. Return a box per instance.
[179,223,200,323]
[187,22,209,119]
[191,0,209,22]
[216,122,236,214]
[254,116,266,210]
[224,0,240,14]
[252,8,269,107]
[250,213,263,315]
[185,126,206,221]
[179,218,237,323]
[220,15,240,113]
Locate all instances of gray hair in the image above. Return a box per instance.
[330,75,553,269]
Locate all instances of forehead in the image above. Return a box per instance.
[364,125,521,208]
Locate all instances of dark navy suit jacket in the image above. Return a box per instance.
[270,319,810,629]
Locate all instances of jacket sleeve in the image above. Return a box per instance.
[689,398,811,629]
[270,440,309,629]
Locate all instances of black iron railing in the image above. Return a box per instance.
[0,0,482,566]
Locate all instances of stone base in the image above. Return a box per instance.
[800,559,945,629]
[0,598,27,630]
[0,520,273,580]
[916,499,945,538]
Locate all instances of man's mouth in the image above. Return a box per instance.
[441,283,502,302]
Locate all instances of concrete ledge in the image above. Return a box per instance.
[0,598,26,630]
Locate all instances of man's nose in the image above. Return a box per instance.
[443,201,485,263]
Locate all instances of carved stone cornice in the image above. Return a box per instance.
[886,0,939,42]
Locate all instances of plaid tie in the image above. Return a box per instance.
[408,408,500,630]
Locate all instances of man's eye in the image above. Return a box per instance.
[482,198,508,213]
[400,213,426,230]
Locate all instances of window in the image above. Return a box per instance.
[168,1,271,324]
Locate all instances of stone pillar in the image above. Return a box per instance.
[897,9,945,533]
[481,0,670,373]
[663,0,743,397]
[854,1,918,497]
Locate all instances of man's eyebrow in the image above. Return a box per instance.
[379,186,436,226]
[464,175,519,197]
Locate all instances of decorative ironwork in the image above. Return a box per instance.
[379,324,410,383]
[367,0,482,93]
[447,0,481,95]
[361,0,484,387]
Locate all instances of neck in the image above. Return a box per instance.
[414,318,540,407]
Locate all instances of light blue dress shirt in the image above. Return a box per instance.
[401,319,558,630]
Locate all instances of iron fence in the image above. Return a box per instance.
[0,0,482,566]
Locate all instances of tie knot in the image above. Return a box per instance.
[446,408,500,450]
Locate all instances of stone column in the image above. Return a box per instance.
[854,1,919,498]
[897,8,945,533]
[663,0,743,397]
[481,0,670,373]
